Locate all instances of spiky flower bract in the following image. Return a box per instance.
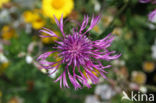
[37,15,121,89]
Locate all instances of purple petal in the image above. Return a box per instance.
[139,0,151,3]
[53,14,65,37]
[148,9,156,23]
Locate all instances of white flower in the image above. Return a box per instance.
[112,60,125,66]
[92,0,101,12]
[25,24,32,33]
[95,84,116,100]
[48,68,58,78]
[139,86,147,93]
[147,23,156,30]
[94,1,101,12]
[13,20,20,28]
[85,95,100,103]
[0,9,11,23]
[0,53,8,63]
[25,55,33,64]
[40,69,47,74]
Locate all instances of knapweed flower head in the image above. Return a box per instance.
[148,9,156,23]
[37,15,121,89]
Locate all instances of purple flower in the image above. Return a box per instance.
[139,0,156,3]
[148,9,156,23]
[139,0,151,3]
[37,15,121,89]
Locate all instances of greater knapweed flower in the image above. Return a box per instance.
[37,15,121,89]
[148,9,156,23]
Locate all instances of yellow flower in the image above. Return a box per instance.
[41,31,60,44]
[0,0,10,8]
[112,27,122,36]
[143,61,155,73]
[23,11,34,23]
[23,10,45,29]
[131,71,146,85]
[124,32,132,40]
[42,0,74,19]
[93,25,101,34]
[1,25,17,40]
[31,14,45,29]
[102,15,113,27]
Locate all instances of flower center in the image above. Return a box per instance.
[52,0,65,10]
[58,34,92,65]
[68,42,82,55]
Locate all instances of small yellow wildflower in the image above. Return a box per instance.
[23,11,34,23]
[124,32,132,40]
[0,0,10,8]
[31,15,45,29]
[93,25,101,34]
[112,27,122,36]
[131,71,146,85]
[143,61,155,73]
[23,10,45,29]
[102,15,113,27]
[1,25,17,40]
[42,0,74,19]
